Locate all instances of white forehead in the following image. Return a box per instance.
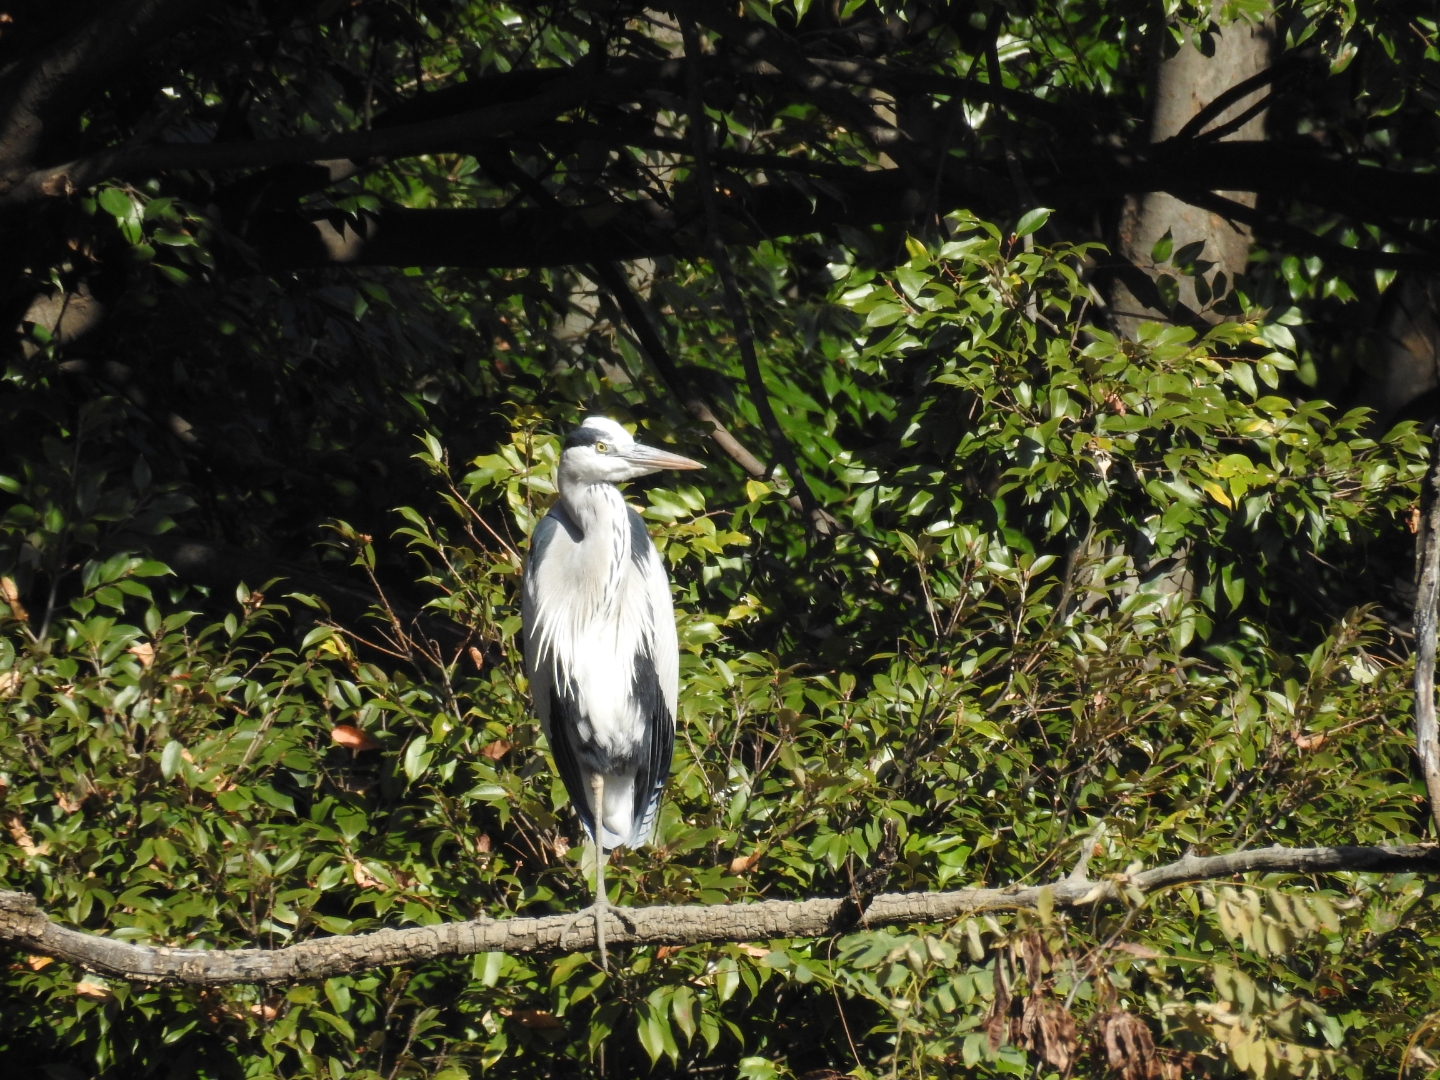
[578,416,633,445]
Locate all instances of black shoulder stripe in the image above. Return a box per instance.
[629,647,674,846]
[628,507,652,569]
[547,661,597,841]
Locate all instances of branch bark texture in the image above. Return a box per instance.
[1414,432,1440,838]
[2,843,1435,986]
[1113,5,1274,336]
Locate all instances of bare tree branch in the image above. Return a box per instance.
[591,259,836,532]
[462,144,826,525]
[235,147,1440,275]
[679,13,833,538]
[665,0,912,163]
[1414,430,1440,838]
[2,843,1435,986]
[0,0,204,195]
[1159,186,1440,273]
[1,74,610,208]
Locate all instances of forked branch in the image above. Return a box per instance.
[2,843,1436,986]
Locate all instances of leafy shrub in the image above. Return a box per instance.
[0,220,1432,1079]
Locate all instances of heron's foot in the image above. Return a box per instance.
[556,898,630,971]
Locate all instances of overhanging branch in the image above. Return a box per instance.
[242,163,1440,274]
[1,74,612,208]
[0,0,204,194]
[3,843,1435,986]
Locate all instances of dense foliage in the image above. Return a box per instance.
[2,215,1435,1079]
[5,0,1440,1077]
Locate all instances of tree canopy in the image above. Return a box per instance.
[4,0,1440,1078]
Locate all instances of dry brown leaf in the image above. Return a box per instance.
[0,670,19,695]
[55,791,82,814]
[480,739,511,761]
[656,945,681,960]
[6,814,48,858]
[1016,931,1052,983]
[984,976,1012,1053]
[74,980,113,1001]
[476,833,492,854]
[0,577,28,623]
[1018,991,1078,1072]
[331,725,381,752]
[1293,731,1326,751]
[551,835,570,858]
[1036,998,1077,1072]
[351,860,383,889]
[1408,505,1423,534]
[729,849,762,874]
[737,943,768,959]
[468,646,485,670]
[26,955,52,970]
[128,641,155,668]
[1101,1010,1159,1080]
[249,1002,279,1020]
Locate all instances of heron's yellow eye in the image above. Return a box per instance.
[595,441,609,453]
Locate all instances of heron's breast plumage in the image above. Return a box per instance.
[523,491,673,767]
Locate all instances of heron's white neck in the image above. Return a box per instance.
[557,474,631,617]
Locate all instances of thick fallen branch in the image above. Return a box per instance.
[1414,429,1440,838]
[2,843,1435,986]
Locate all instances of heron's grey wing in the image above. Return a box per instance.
[523,509,597,841]
[627,508,677,847]
[545,659,598,841]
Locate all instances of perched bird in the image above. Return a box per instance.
[521,416,703,965]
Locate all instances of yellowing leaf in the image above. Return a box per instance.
[1199,481,1233,508]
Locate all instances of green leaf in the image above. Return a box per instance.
[160,740,185,780]
[403,737,432,782]
[1151,229,1174,264]
[98,188,132,220]
[1014,207,1052,238]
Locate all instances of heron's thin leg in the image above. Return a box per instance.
[556,775,617,970]
[590,772,609,970]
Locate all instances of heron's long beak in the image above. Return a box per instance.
[625,444,705,471]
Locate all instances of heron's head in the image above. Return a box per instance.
[560,417,704,486]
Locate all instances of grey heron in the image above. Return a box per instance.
[521,416,703,966]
